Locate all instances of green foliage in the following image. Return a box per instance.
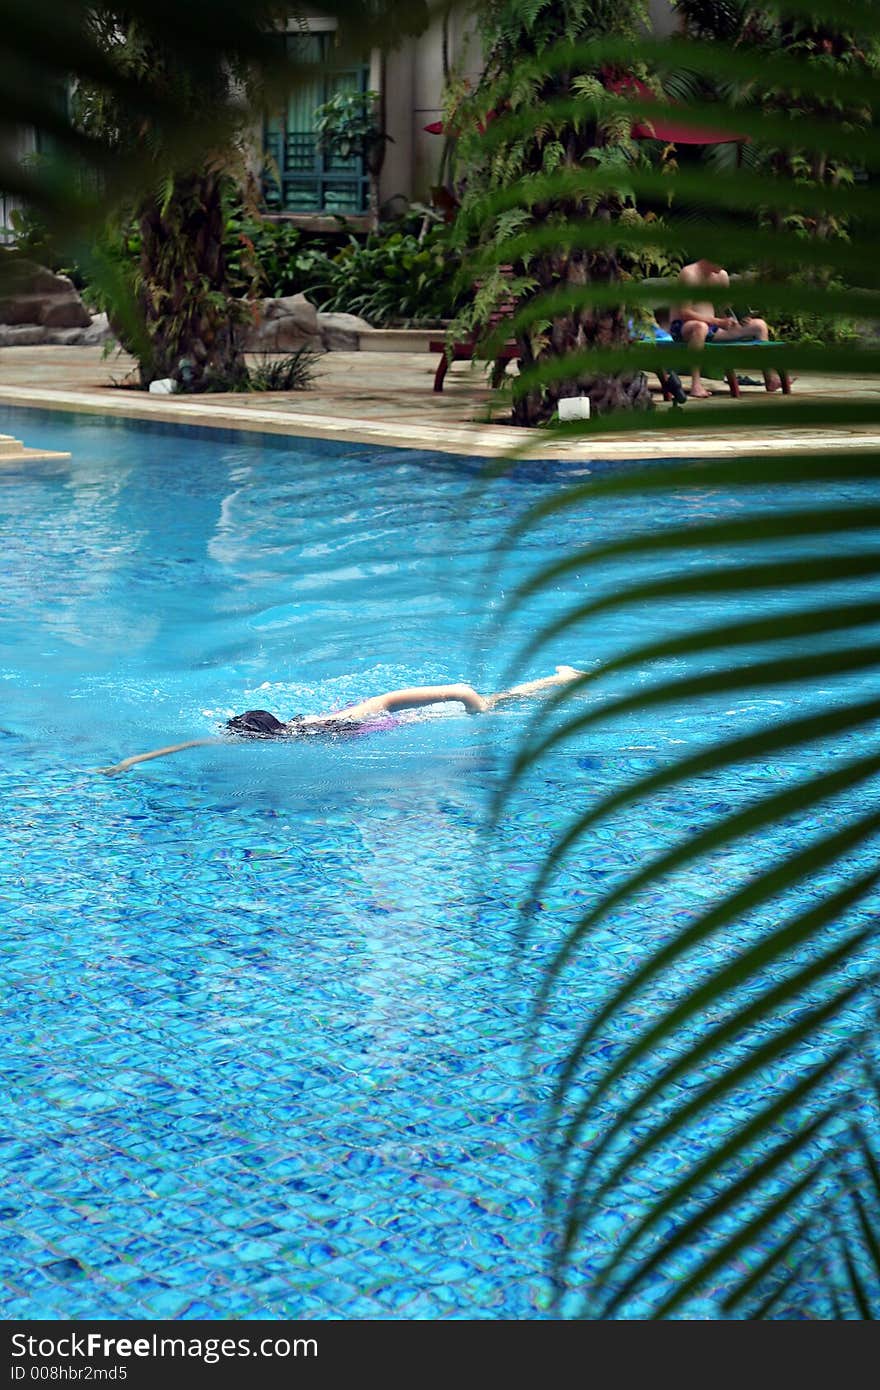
[0,1,430,232]
[66,12,270,389]
[673,0,750,43]
[56,197,467,331]
[761,276,861,348]
[1,202,87,292]
[477,0,644,60]
[314,89,389,166]
[199,346,319,393]
[244,348,319,392]
[316,220,468,325]
[481,0,880,1320]
[3,195,59,266]
[313,87,392,222]
[449,1,658,422]
[671,0,879,339]
[222,205,315,301]
[0,1,433,382]
[227,205,467,325]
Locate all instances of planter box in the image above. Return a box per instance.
[358,328,441,353]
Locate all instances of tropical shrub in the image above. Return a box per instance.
[197,346,319,393]
[60,197,465,332]
[316,220,468,325]
[759,277,861,348]
[3,2,430,387]
[671,0,877,351]
[2,198,85,288]
[222,202,329,301]
[69,11,284,391]
[227,205,466,326]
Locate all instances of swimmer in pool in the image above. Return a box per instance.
[95,666,583,775]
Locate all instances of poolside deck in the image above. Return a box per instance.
[1,344,878,459]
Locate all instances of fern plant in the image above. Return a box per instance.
[449,0,659,423]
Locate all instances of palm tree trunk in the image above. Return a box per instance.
[512,246,652,425]
[132,171,246,390]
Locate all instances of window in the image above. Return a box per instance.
[263,31,371,215]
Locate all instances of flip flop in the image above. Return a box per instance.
[665,371,688,406]
[736,375,764,386]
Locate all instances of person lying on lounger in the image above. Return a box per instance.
[671,258,781,399]
[95,666,584,775]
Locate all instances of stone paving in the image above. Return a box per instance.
[0,344,879,459]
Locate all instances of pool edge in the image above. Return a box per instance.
[2,383,880,463]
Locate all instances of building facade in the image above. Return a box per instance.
[259,3,679,228]
[2,3,680,240]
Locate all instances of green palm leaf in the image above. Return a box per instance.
[476,0,880,1317]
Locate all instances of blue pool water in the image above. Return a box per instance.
[1,406,878,1320]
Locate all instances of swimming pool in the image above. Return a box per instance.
[1,406,878,1319]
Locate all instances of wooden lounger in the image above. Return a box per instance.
[428,336,520,392]
[430,269,519,392]
[657,340,792,400]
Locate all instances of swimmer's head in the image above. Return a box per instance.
[226,709,288,738]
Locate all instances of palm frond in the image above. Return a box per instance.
[480,0,880,1318]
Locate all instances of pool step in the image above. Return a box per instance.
[0,433,71,462]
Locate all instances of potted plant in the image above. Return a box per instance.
[314,89,392,229]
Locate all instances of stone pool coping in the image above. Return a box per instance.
[1,346,879,461]
[0,431,70,463]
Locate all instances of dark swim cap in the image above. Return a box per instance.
[226,709,288,738]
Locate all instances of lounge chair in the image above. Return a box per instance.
[429,335,520,392]
[641,275,793,399]
[656,340,793,400]
[429,270,519,392]
[432,287,688,400]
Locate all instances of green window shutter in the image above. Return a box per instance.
[262,31,370,215]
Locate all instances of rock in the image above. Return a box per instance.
[148,378,177,395]
[246,320,315,353]
[263,293,319,333]
[46,327,88,345]
[0,295,50,325]
[0,253,73,295]
[0,324,47,346]
[0,257,92,331]
[317,310,372,351]
[39,295,91,329]
[240,296,372,352]
[242,294,322,353]
[0,312,112,347]
[80,312,111,346]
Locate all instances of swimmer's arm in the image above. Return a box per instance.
[95,738,224,775]
[340,684,492,718]
[485,666,583,709]
[347,671,584,719]
[383,683,490,714]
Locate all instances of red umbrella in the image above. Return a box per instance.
[423,108,499,138]
[425,80,745,145]
[603,73,746,145]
